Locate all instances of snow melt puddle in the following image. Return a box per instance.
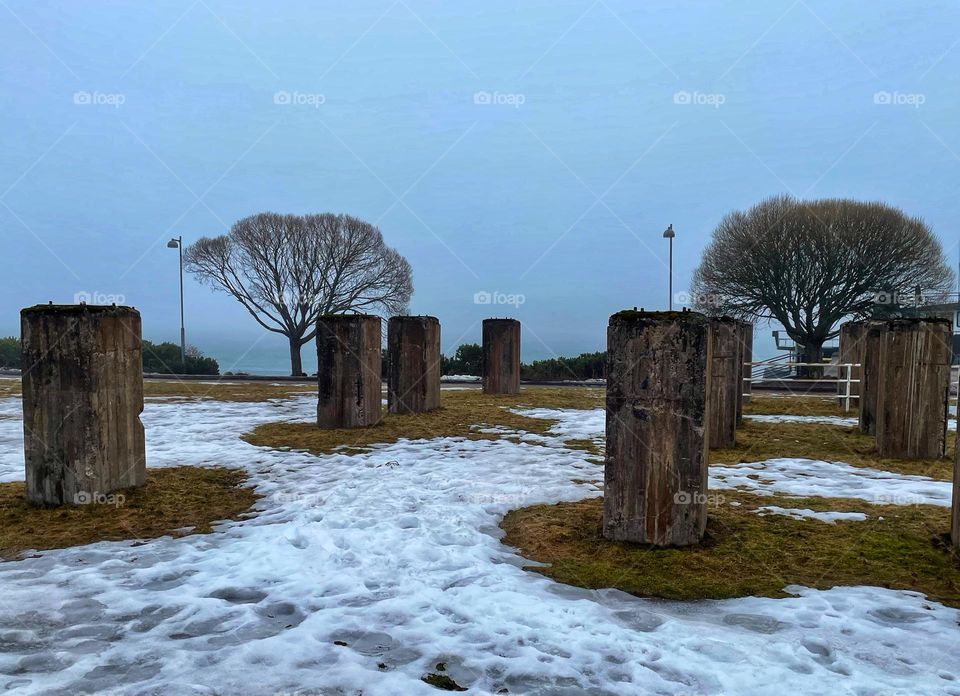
[0,399,954,694]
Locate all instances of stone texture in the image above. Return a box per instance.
[316,315,382,428]
[874,318,952,460]
[708,318,739,449]
[482,319,520,395]
[603,309,711,547]
[21,303,146,506]
[387,315,441,415]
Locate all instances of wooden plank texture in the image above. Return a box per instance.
[21,304,146,506]
[387,315,441,414]
[482,319,520,394]
[317,315,382,428]
[603,309,711,547]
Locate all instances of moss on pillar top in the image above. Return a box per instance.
[316,313,380,322]
[609,309,709,325]
[21,303,139,317]
[877,317,952,330]
[389,315,439,323]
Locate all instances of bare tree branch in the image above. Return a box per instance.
[692,195,955,365]
[185,212,413,375]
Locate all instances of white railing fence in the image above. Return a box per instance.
[743,362,861,413]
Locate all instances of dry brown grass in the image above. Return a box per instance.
[0,377,20,398]
[716,419,956,480]
[144,379,317,402]
[502,491,960,607]
[0,467,257,559]
[245,387,604,455]
[743,393,845,417]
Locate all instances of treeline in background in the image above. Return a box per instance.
[0,337,219,376]
[0,336,604,381]
[441,343,605,381]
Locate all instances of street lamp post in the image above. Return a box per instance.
[662,224,675,310]
[167,236,186,369]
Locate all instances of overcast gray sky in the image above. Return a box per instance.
[2,1,958,373]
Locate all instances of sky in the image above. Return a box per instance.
[1,1,959,374]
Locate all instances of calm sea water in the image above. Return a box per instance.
[190,329,786,376]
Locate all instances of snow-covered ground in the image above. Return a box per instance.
[754,506,868,524]
[746,414,958,431]
[711,458,953,507]
[0,397,957,694]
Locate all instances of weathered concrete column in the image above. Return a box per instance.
[708,318,739,449]
[387,315,441,414]
[837,321,867,406]
[482,318,520,395]
[952,435,959,550]
[858,322,885,435]
[21,303,146,506]
[603,309,711,547]
[874,318,952,460]
[736,321,753,423]
[317,315,382,428]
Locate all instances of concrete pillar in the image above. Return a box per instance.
[603,309,711,547]
[838,321,867,405]
[858,322,885,435]
[482,319,520,395]
[708,318,739,449]
[21,303,146,506]
[316,315,382,428]
[387,315,441,415]
[874,318,952,460]
[736,321,753,423]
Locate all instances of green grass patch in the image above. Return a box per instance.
[717,419,955,480]
[501,491,960,607]
[0,466,258,559]
[244,387,604,456]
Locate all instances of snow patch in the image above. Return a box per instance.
[754,506,868,523]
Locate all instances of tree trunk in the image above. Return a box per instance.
[288,335,304,376]
[797,340,824,378]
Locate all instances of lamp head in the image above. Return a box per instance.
[662,224,675,239]
[167,238,180,249]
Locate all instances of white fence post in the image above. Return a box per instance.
[843,363,852,413]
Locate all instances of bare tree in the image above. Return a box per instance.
[185,212,413,375]
[691,195,954,366]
